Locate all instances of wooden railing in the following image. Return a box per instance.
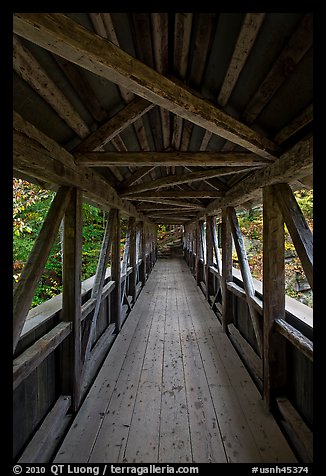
[184,242,313,462]
[13,249,157,462]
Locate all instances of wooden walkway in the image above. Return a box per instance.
[54,259,296,464]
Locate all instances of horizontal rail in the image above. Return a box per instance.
[18,395,72,463]
[13,322,72,390]
[274,319,313,361]
[14,260,145,389]
[208,264,312,359]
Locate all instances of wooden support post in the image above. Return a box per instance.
[121,217,132,309]
[228,207,263,356]
[110,209,121,333]
[263,186,287,409]
[205,216,214,301]
[139,222,146,286]
[221,208,233,332]
[212,216,222,274]
[195,220,204,286]
[13,186,71,354]
[129,218,137,304]
[61,188,82,412]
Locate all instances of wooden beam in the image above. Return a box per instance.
[218,13,266,107]
[75,151,269,167]
[120,166,259,195]
[117,166,156,191]
[90,12,151,152]
[205,216,214,301]
[137,205,198,212]
[221,209,233,332]
[227,207,263,356]
[122,190,224,199]
[195,221,204,286]
[263,186,286,409]
[61,188,83,412]
[13,36,90,139]
[53,53,107,123]
[274,104,313,145]
[81,210,117,378]
[13,187,71,354]
[125,197,205,210]
[202,136,313,218]
[129,218,137,304]
[276,397,313,463]
[110,209,121,332]
[273,183,313,289]
[13,13,280,160]
[120,217,132,310]
[151,13,170,150]
[13,322,71,390]
[274,319,313,362]
[242,14,313,124]
[18,396,72,463]
[13,112,148,221]
[74,98,154,152]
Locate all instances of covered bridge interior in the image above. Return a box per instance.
[13,13,313,464]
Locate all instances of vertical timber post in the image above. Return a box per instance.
[139,221,146,287]
[195,220,204,286]
[205,216,214,301]
[129,217,137,304]
[221,208,233,333]
[110,209,121,333]
[263,186,287,409]
[61,187,82,412]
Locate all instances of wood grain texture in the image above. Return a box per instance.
[242,14,313,124]
[120,166,258,195]
[61,188,82,411]
[55,259,295,463]
[13,13,280,160]
[13,36,90,138]
[110,209,121,332]
[13,112,148,221]
[221,209,233,332]
[18,396,72,463]
[273,183,313,289]
[13,187,72,353]
[74,98,154,152]
[263,186,287,409]
[202,136,313,219]
[13,322,71,390]
[227,207,263,356]
[75,151,269,167]
[218,13,266,107]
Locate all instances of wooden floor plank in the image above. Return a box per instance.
[55,276,159,462]
[122,274,167,463]
[89,281,160,463]
[159,271,192,463]
[180,267,297,463]
[54,258,296,464]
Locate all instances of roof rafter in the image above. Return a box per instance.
[242,14,313,124]
[120,166,260,195]
[199,136,313,219]
[74,97,154,152]
[13,35,90,139]
[13,13,280,160]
